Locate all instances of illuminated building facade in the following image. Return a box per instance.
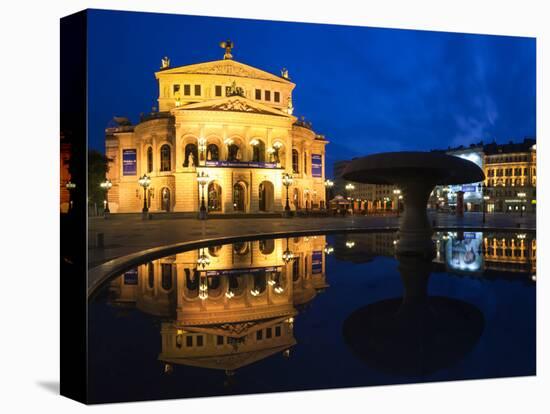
[429,139,536,213]
[104,43,328,214]
[107,236,328,372]
[483,139,536,213]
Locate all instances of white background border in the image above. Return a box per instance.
[0,0,547,412]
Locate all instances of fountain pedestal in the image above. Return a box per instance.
[342,151,485,256]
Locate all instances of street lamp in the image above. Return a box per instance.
[518,192,526,217]
[345,183,355,213]
[65,180,76,212]
[197,171,209,220]
[138,174,151,213]
[324,179,334,210]
[393,188,401,217]
[282,172,293,217]
[100,179,112,214]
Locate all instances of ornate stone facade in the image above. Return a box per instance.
[105,49,328,214]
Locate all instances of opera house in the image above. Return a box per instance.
[104,41,328,214]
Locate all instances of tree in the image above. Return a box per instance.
[88,150,112,210]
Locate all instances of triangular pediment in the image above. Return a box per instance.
[156,59,294,85]
[174,95,294,119]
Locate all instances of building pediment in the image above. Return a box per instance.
[174,95,295,119]
[156,59,294,86]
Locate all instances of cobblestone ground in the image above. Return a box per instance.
[87,211,535,269]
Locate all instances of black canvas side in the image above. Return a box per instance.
[60,9,88,404]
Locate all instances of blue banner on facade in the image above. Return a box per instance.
[312,251,323,274]
[462,185,478,192]
[123,268,138,285]
[205,160,278,169]
[122,149,137,176]
[311,154,323,177]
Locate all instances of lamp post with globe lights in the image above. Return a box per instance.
[282,172,293,217]
[65,180,76,213]
[324,179,334,211]
[345,183,355,213]
[100,179,113,215]
[197,171,209,220]
[138,174,151,214]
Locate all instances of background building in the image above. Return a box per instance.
[430,138,536,213]
[333,159,399,212]
[105,43,328,214]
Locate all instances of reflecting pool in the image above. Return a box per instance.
[88,230,536,403]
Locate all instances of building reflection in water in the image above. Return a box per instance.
[335,230,536,277]
[107,236,329,374]
[105,230,534,379]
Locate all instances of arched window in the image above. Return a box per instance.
[147,262,154,288]
[259,239,275,255]
[207,181,222,211]
[228,144,241,161]
[206,144,219,161]
[183,143,198,167]
[147,147,153,173]
[292,149,299,173]
[160,144,171,171]
[252,140,265,162]
[161,263,172,290]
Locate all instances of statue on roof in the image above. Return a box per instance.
[287,95,294,115]
[281,67,289,79]
[220,40,234,60]
[161,56,170,69]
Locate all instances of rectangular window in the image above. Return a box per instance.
[255,89,261,100]
[266,328,272,339]
[265,90,271,101]
[217,335,224,345]
[274,91,280,102]
[256,330,263,340]
[275,326,281,337]
[173,84,180,94]
[194,84,201,96]
[215,85,222,97]
[196,335,204,347]
[186,336,193,347]
[184,84,191,96]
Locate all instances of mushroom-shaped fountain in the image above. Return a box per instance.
[342,254,485,377]
[342,152,485,257]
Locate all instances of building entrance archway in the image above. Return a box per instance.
[161,187,171,211]
[233,182,247,212]
[259,181,274,212]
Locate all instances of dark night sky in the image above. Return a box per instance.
[88,9,536,177]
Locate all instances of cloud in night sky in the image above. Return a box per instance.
[87,10,536,177]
